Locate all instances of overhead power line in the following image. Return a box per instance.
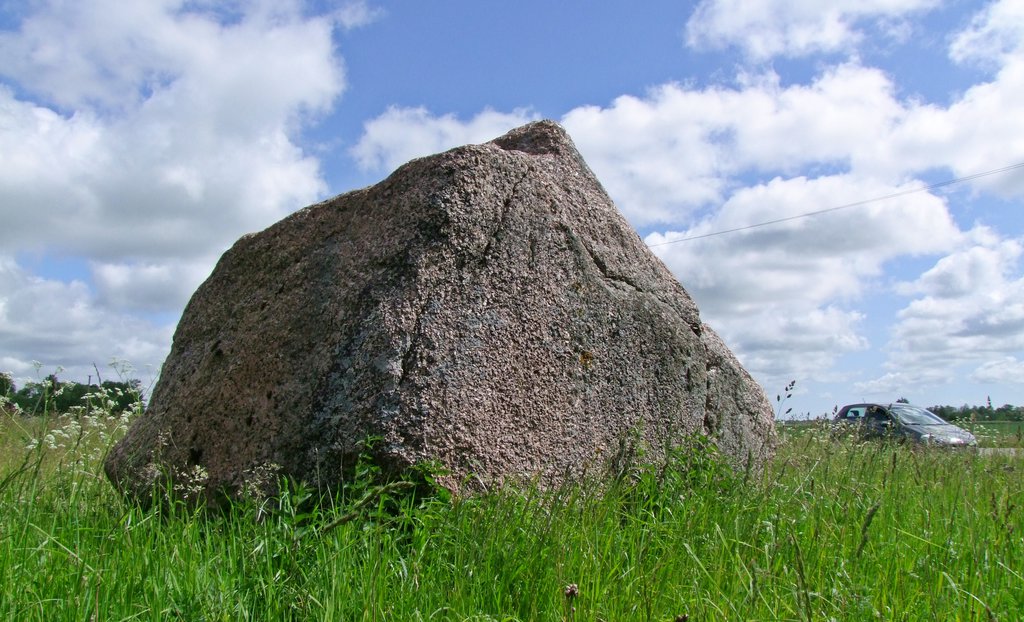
[646,162,1024,248]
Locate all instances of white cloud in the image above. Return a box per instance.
[350,106,538,173]
[653,175,959,306]
[0,256,172,384]
[0,0,343,113]
[950,0,1024,68]
[91,258,215,312]
[564,56,1024,220]
[875,61,1024,195]
[685,0,938,59]
[562,90,731,225]
[727,66,904,173]
[0,0,342,258]
[560,64,907,226]
[0,0,346,379]
[856,1,1024,195]
[646,174,959,384]
[720,306,869,387]
[356,58,1018,230]
[869,231,1024,390]
[334,0,384,30]
[896,232,1019,298]
[854,368,952,397]
[971,357,1024,384]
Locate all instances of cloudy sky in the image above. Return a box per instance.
[2,0,1023,417]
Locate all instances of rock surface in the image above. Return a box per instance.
[104,120,776,505]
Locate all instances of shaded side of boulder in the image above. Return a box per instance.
[104,120,775,505]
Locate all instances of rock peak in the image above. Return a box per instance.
[490,119,574,156]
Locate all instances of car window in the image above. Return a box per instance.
[845,406,866,419]
[867,407,889,421]
[889,404,946,425]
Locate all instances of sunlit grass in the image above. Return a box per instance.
[1,399,1022,620]
[777,417,1024,449]
[960,420,1024,448]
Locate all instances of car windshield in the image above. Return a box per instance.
[889,404,946,426]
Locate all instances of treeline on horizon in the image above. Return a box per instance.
[0,372,142,416]
[4,371,1024,423]
[925,402,1024,422]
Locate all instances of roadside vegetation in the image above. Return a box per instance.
[0,369,141,418]
[1,382,1022,620]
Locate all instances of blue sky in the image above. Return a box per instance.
[2,0,1024,418]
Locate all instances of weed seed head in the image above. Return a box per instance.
[563,583,578,600]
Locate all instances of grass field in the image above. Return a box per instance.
[959,420,1024,447]
[778,417,1024,448]
[1,407,1022,621]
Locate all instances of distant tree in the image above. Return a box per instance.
[924,402,1024,422]
[12,380,48,414]
[896,397,910,403]
[995,403,1023,422]
[0,372,14,414]
[53,380,94,413]
[931,405,961,421]
[8,376,143,416]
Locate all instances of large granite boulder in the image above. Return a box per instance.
[104,120,775,505]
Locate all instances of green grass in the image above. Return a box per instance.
[777,417,1024,449]
[2,408,1022,621]
[957,420,1024,448]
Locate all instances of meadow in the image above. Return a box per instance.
[961,420,1024,448]
[1,400,1021,621]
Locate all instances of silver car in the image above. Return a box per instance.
[834,402,978,447]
